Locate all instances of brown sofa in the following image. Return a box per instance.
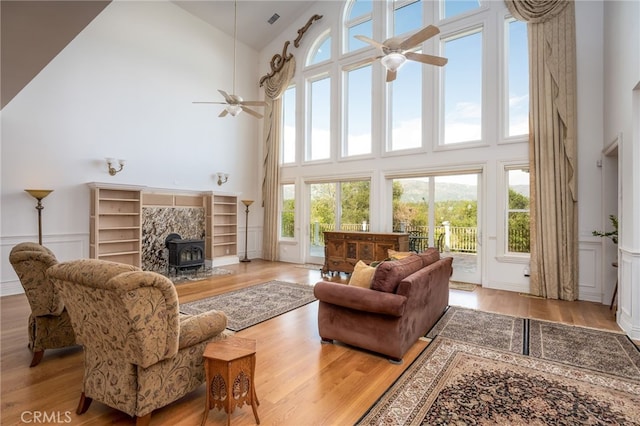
[314,248,452,362]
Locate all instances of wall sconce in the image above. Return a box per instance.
[106,158,126,176]
[217,172,229,186]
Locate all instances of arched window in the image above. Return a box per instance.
[344,0,373,52]
[307,31,331,66]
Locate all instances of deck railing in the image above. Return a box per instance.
[302,222,529,255]
[308,223,479,253]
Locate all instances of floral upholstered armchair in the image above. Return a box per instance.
[8,242,77,366]
[47,258,228,426]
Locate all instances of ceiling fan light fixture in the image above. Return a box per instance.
[381,52,407,72]
[226,104,242,117]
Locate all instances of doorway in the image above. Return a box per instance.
[392,173,481,284]
[306,180,371,265]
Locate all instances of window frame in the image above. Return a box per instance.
[305,73,333,163]
[279,182,296,240]
[497,161,531,262]
[501,15,529,143]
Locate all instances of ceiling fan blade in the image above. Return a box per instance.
[399,25,440,50]
[241,106,263,119]
[386,69,397,83]
[218,109,229,118]
[217,89,233,103]
[193,101,227,105]
[354,35,386,50]
[240,100,267,107]
[405,51,448,66]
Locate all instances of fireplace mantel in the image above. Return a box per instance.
[87,183,240,270]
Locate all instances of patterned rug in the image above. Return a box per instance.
[426,306,526,354]
[529,319,640,379]
[426,306,640,372]
[179,280,316,331]
[357,337,640,425]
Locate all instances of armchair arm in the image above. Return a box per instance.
[178,310,228,349]
[314,281,406,317]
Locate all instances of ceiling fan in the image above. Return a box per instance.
[193,1,266,118]
[355,25,448,83]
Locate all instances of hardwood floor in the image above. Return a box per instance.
[1,259,625,425]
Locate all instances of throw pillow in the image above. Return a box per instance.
[349,260,376,288]
[418,247,440,267]
[371,254,423,293]
[388,249,413,259]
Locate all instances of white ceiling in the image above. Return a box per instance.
[172,1,315,51]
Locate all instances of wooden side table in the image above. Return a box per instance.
[201,336,260,426]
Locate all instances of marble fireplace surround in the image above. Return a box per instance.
[141,190,234,273]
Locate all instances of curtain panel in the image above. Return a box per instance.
[261,57,296,261]
[505,0,578,300]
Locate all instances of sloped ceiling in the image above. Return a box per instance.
[1,0,111,109]
[0,0,314,110]
[171,1,313,51]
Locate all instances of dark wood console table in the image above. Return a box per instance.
[322,231,410,275]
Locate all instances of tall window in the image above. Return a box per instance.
[345,0,373,52]
[345,65,372,156]
[506,168,530,254]
[282,86,296,164]
[442,0,481,20]
[389,59,422,151]
[443,29,483,145]
[281,184,295,238]
[506,18,529,138]
[308,76,331,161]
[393,0,422,36]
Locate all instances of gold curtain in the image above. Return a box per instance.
[261,57,296,261]
[505,0,578,300]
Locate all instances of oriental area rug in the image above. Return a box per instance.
[358,307,640,425]
[179,280,316,331]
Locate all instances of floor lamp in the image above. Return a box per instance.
[25,189,53,245]
[240,199,253,262]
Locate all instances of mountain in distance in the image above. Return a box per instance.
[398,180,529,203]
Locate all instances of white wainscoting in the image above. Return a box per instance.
[617,248,640,340]
[1,233,89,296]
[578,241,603,303]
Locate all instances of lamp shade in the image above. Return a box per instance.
[25,189,53,200]
[381,52,407,72]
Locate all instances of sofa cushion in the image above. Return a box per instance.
[418,247,440,267]
[349,260,376,288]
[388,249,413,259]
[371,254,424,293]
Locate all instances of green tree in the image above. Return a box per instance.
[281,198,295,237]
[340,181,370,225]
[508,188,530,252]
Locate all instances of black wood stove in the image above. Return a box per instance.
[165,233,205,275]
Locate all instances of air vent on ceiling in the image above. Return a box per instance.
[268,13,280,25]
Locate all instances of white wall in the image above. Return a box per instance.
[1,1,264,295]
[602,0,640,339]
